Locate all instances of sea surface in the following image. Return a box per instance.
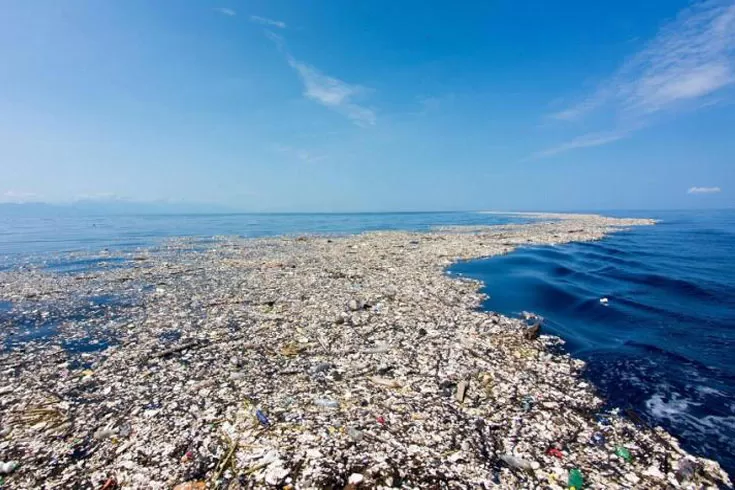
[1,209,734,477]
[451,210,735,477]
[0,212,524,267]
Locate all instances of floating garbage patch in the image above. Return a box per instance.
[0,214,730,488]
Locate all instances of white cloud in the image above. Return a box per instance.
[288,57,375,126]
[1,190,41,203]
[618,1,735,116]
[532,131,629,158]
[250,15,286,29]
[214,7,236,17]
[74,192,126,201]
[541,0,735,156]
[287,58,375,126]
[261,29,376,126]
[276,145,328,163]
[687,186,722,193]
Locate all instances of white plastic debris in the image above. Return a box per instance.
[0,214,728,488]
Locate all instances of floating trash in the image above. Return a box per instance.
[568,468,584,489]
[0,214,728,488]
[615,446,632,462]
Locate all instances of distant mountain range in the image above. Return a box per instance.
[0,200,238,216]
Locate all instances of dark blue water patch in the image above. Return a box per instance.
[43,256,130,274]
[0,212,530,265]
[159,330,182,343]
[3,322,60,349]
[449,210,735,478]
[1,293,138,351]
[62,337,113,353]
[0,300,12,323]
[67,358,95,371]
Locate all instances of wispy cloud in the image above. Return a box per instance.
[263,31,376,126]
[287,58,376,126]
[1,190,40,203]
[539,0,735,157]
[532,131,630,158]
[250,15,287,29]
[276,145,327,164]
[687,186,722,193]
[214,7,236,17]
[75,192,126,201]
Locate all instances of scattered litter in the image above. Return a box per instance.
[547,447,563,459]
[500,454,536,472]
[0,461,18,475]
[255,409,270,428]
[314,398,339,409]
[590,432,606,447]
[0,214,728,488]
[568,468,584,489]
[524,323,541,340]
[676,458,697,482]
[615,446,632,462]
[348,473,364,485]
[455,380,469,403]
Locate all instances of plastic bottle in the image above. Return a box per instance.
[522,395,534,412]
[590,432,605,447]
[615,446,632,462]
[314,399,339,409]
[676,459,696,481]
[568,468,584,489]
[499,454,535,471]
[255,409,270,427]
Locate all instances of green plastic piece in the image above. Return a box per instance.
[568,468,584,489]
[615,446,632,462]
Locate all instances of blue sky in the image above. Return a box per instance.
[1,0,733,211]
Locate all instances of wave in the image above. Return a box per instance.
[451,211,735,477]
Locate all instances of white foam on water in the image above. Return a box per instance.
[646,392,699,420]
[647,392,735,447]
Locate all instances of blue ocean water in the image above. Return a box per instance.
[451,210,735,477]
[0,212,524,268]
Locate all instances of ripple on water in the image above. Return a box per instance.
[449,212,735,478]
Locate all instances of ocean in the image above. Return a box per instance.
[451,210,735,477]
[1,209,733,476]
[0,212,524,267]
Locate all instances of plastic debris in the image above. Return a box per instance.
[615,446,632,462]
[676,458,697,482]
[314,398,339,409]
[93,428,116,440]
[568,468,584,489]
[522,395,534,412]
[173,482,206,490]
[348,473,364,485]
[100,477,118,490]
[0,214,730,488]
[0,461,18,475]
[455,380,469,402]
[599,297,609,304]
[255,409,270,427]
[499,454,535,472]
[590,432,606,447]
[547,447,563,459]
[524,322,541,340]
